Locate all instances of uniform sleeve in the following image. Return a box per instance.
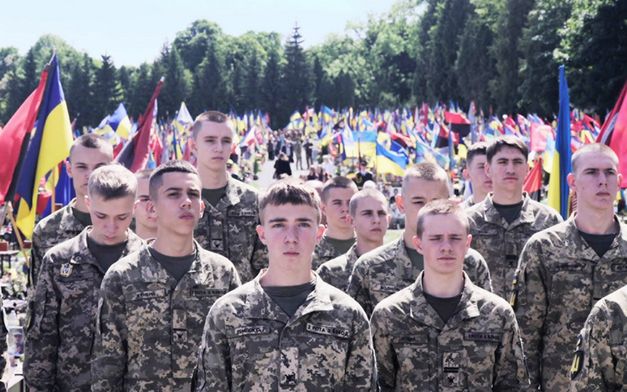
[466,250,493,293]
[370,306,396,391]
[492,308,530,391]
[91,273,128,392]
[229,265,242,291]
[346,261,373,317]
[512,238,547,390]
[29,228,45,289]
[23,254,59,391]
[342,310,376,391]
[194,307,231,391]
[250,235,267,280]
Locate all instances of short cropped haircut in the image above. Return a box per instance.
[88,164,137,200]
[148,160,200,201]
[349,188,389,217]
[135,169,153,181]
[70,133,114,159]
[191,111,235,140]
[571,143,619,173]
[320,176,358,203]
[486,136,528,163]
[259,179,321,224]
[466,142,489,167]
[402,162,450,196]
[416,199,469,237]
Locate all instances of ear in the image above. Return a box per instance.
[412,234,423,255]
[199,199,206,218]
[567,172,576,191]
[146,199,157,220]
[190,138,198,155]
[465,233,472,252]
[84,195,91,210]
[315,224,325,243]
[65,160,73,178]
[462,168,469,180]
[484,162,492,178]
[398,195,405,213]
[256,224,266,245]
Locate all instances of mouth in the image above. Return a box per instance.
[283,251,300,257]
[596,192,611,197]
[370,228,382,233]
[179,213,194,220]
[504,177,518,181]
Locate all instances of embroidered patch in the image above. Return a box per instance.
[190,288,227,297]
[610,262,627,273]
[465,331,503,343]
[234,326,270,336]
[59,263,73,277]
[129,288,167,301]
[306,323,350,339]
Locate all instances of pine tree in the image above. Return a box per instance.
[93,55,122,120]
[261,48,282,128]
[281,25,311,125]
[162,46,192,118]
[66,54,95,127]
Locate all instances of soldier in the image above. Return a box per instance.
[91,160,241,391]
[570,284,627,391]
[191,111,266,283]
[30,134,113,288]
[24,165,143,391]
[512,143,627,390]
[467,136,562,298]
[194,180,375,391]
[461,141,492,209]
[317,188,390,291]
[132,169,157,240]
[311,176,358,269]
[371,200,529,391]
[347,162,493,316]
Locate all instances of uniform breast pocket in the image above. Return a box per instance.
[463,332,502,388]
[125,286,170,330]
[227,326,277,386]
[299,323,351,384]
[548,268,590,311]
[188,288,228,332]
[393,336,431,390]
[371,282,405,304]
[226,212,257,256]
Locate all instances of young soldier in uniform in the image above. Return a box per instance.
[347,162,493,316]
[132,169,157,240]
[24,165,143,391]
[512,143,627,391]
[30,134,113,288]
[570,284,627,391]
[467,136,562,299]
[371,200,529,391]
[461,141,492,209]
[311,176,358,269]
[194,180,375,391]
[191,111,266,282]
[317,188,390,291]
[91,160,241,392]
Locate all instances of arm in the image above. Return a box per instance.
[370,307,396,391]
[29,229,45,288]
[346,261,373,317]
[194,308,231,391]
[466,249,494,292]
[229,266,242,291]
[342,310,376,391]
[250,234,268,279]
[493,308,531,391]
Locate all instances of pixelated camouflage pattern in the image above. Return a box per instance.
[30,199,88,288]
[91,242,241,392]
[347,238,493,316]
[316,243,360,291]
[194,272,375,391]
[512,217,627,391]
[24,228,143,391]
[467,193,562,299]
[460,196,477,210]
[371,271,529,391]
[0,290,6,392]
[194,177,267,283]
[311,234,355,270]
[570,285,627,391]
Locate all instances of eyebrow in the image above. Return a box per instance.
[267,217,314,223]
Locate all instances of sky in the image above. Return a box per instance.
[1,0,399,67]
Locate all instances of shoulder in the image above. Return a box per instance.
[464,248,485,264]
[198,247,238,272]
[228,178,260,199]
[103,249,145,281]
[318,254,348,272]
[318,280,369,321]
[372,285,414,318]
[472,284,516,317]
[354,240,398,269]
[33,205,74,238]
[466,200,488,221]
[43,233,81,264]
[526,199,562,221]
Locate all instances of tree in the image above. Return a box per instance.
[261,47,283,128]
[191,40,227,114]
[92,55,123,120]
[161,46,192,118]
[66,54,95,127]
[281,25,311,125]
[128,63,154,118]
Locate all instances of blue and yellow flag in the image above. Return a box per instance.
[109,103,132,139]
[376,142,408,177]
[15,55,73,238]
[547,65,572,219]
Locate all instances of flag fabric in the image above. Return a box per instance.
[15,55,73,238]
[524,158,544,196]
[109,103,132,139]
[376,142,408,176]
[547,65,572,219]
[0,68,49,204]
[444,111,471,137]
[174,101,193,134]
[597,81,627,187]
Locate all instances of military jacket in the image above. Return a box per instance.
[347,238,493,316]
[194,177,267,283]
[512,217,627,391]
[91,243,241,392]
[467,193,562,298]
[316,243,360,291]
[24,228,143,392]
[30,199,87,288]
[311,234,355,270]
[570,285,627,391]
[194,272,375,391]
[371,272,529,391]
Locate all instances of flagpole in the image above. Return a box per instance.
[5,201,29,267]
[51,165,57,212]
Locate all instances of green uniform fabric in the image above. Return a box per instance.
[311,234,355,270]
[316,243,360,292]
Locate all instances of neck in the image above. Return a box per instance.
[575,208,617,234]
[472,190,488,204]
[260,265,313,286]
[422,269,464,297]
[491,189,523,205]
[87,228,127,246]
[403,229,415,250]
[152,231,195,256]
[198,166,229,189]
[355,237,382,257]
[324,226,354,240]
[134,224,157,241]
[74,195,88,212]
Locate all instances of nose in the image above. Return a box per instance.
[284,225,298,243]
[181,194,192,208]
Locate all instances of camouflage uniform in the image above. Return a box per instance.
[371,271,529,391]
[194,177,267,283]
[347,238,493,316]
[311,234,355,270]
[467,193,562,299]
[194,272,376,391]
[30,198,88,288]
[512,217,627,391]
[570,285,627,391]
[460,196,477,210]
[91,243,241,392]
[24,228,143,391]
[316,243,360,291]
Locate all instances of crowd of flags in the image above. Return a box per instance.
[0,54,626,238]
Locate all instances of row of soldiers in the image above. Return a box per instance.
[9,110,625,391]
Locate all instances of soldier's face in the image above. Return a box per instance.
[351,196,389,244]
[322,187,356,231]
[465,155,492,196]
[192,122,234,173]
[568,151,621,211]
[400,178,449,235]
[486,147,528,195]
[413,213,471,276]
[134,177,157,231]
[67,146,113,197]
[86,194,135,245]
[256,203,325,268]
[148,172,205,236]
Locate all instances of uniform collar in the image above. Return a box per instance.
[69,227,144,271]
[566,215,627,261]
[138,240,213,286]
[482,192,535,227]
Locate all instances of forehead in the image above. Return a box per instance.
[575,151,618,173]
[421,213,466,234]
[70,144,112,163]
[196,122,234,139]
[263,203,318,221]
[89,193,135,210]
[326,187,356,200]
[469,154,487,167]
[355,196,386,211]
[136,177,150,192]
[404,178,448,199]
[159,172,201,189]
[491,146,526,160]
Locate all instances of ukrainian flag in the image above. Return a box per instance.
[547,65,572,219]
[376,142,408,177]
[109,103,132,139]
[15,55,73,238]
